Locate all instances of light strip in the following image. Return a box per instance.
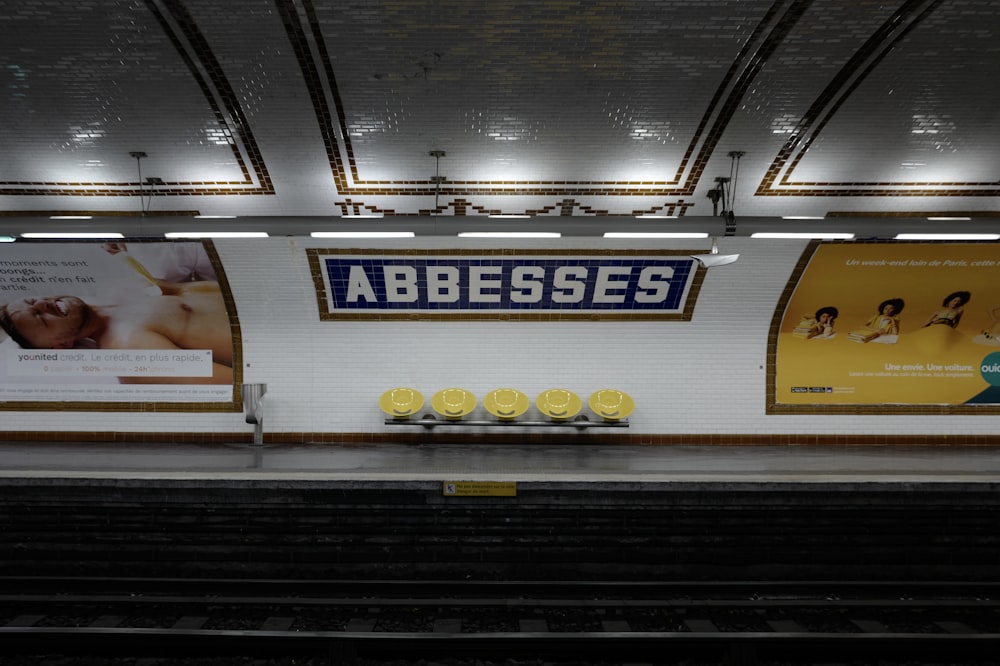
[895,233,999,241]
[310,231,415,238]
[604,232,708,239]
[781,216,825,220]
[751,232,855,239]
[488,214,532,219]
[22,232,124,239]
[48,215,94,220]
[341,214,384,219]
[164,231,269,239]
[926,216,971,221]
[458,232,561,238]
[635,214,678,219]
[194,215,237,219]
[0,236,16,243]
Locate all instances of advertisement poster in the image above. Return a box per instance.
[0,241,238,407]
[773,242,1000,411]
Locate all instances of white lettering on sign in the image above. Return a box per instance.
[593,266,633,304]
[635,266,674,303]
[511,265,544,303]
[323,255,698,317]
[428,266,460,303]
[384,266,418,302]
[347,265,377,302]
[469,265,503,303]
[552,266,588,303]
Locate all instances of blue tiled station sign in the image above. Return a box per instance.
[316,252,700,318]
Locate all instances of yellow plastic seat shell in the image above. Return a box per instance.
[588,388,635,421]
[535,388,583,421]
[483,388,530,420]
[431,388,478,420]
[378,388,425,419]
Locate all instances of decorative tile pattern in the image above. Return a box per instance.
[0,0,997,217]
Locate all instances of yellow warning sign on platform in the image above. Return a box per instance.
[442,481,517,497]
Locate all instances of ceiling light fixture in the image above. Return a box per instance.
[781,216,825,220]
[22,232,125,239]
[311,231,415,238]
[429,150,446,210]
[926,216,971,221]
[0,236,16,243]
[690,238,739,267]
[895,233,999,241]
[49,215,94,220]
[488,214,532,219]
[194,215,237,219]
[458,232,561,238]
[164,232,269,239]
[752,232,855,239]
[129,151,149,215]
[635,214,679,219]
[604,232,708,239]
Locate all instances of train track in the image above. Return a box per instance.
[3,577,1000,664]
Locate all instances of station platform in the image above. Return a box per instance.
[1,440,1000,484]
[4,441,1000,582]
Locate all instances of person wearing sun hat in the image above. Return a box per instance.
[431,387,477,420]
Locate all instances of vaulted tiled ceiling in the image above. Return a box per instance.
[1,0,997,225]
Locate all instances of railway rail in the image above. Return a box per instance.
[3,577,1000,664]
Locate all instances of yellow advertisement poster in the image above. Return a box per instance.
[773,243,1000,411]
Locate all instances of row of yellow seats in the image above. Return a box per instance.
[379,387,635,422]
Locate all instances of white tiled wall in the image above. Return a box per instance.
[2,237,998,437]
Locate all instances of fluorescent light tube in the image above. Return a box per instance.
[895,233,999,240]
[781,216,825,220]
[310,231,415,238]
[48,215,94,220]
[194,215,237,219]
[604,232,708,239]
[0,236,16,243]
[751,232,854,239]
[488,214,532,219]
[458,232,561,238]
[926,216,971,221]
[22,232,124,239]
[634,214,679,219]
[164,232,269,238]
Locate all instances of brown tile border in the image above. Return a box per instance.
[1,431,998,447]
[334,198,698,218]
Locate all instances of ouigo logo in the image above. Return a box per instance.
[980,352,1000,386]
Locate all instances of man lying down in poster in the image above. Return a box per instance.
[0,242,232,385]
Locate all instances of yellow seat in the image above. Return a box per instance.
[535,388,583,421]
[431,387,477,420]
[483,388,530,420]
[588,388,635,421]
[378,387,425,419]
